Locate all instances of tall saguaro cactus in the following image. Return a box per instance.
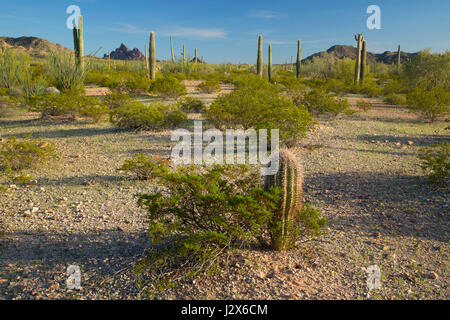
[72,15,84,69]
[360,40,367,85]
[268,45,273,82]
[397,45,401,74]
[149,32,156,80]
[195,48,198,63]
[170,36,175,63]
[257,35,263,77]
[296,40,301,78]
[354,33,363,85]
[265,149,304,251]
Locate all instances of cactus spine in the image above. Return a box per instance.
[296,40,301,78]
[257,35,263,77]
[268,44,273,82]
[170,36,175,62]
[149,32,156,80]
[397,45,401,74]
[264,149,304,251]
[354,33,363,85]
[360,40,367,85]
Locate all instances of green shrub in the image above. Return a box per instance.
[164,108,188,127]
[118,153,170,180]
[101,92,133,110]
[0,48,29,89]
[385,93,407,106]
[419,142,449,185]
[296,88,350,116]
[135,165,279,295]
[46,51,89,91]
[406,86,449,122]
[0,135,57,175]
[356,100,373,111]
[110,101,165,130]
[197,79,221,93]
[150,76,187,99]
[206,80,314,147]
[178,97,205,113]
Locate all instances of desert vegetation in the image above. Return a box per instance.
[0,16,448,301]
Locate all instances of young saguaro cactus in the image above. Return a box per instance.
[182,45,186,64]
[257,35,263,77]
[144,45,149,72]
[149,32,156,80]
[397,45,401,74]
[354,33,363,85]
[264,149,304,251]
[268,44,273,82]
[170,36,175,63]
[360,40,367,85]
[296,40,301,78]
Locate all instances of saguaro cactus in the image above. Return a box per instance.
[360,40,367,85]
[397,45,401,74]
[108,50,111,70]
[144,45,149,72]
[182,45,186,64]
[264,149,304,251]
[354,33,363,85]
[72,15,84,68]
[195,48,198,63]
[149,32,156,80]
[268,45,273,82]
[257,35,263,77]
[296,40,301,78]
[170,36,175,63]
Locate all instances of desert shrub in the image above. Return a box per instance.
[150,76,187,99]
[296,88,350,116]
[406,86,449,122]
[118,153,170,180]
[384,93,407,105]
[0,48,29,89]
[164,107,188,128]
[356,100,373,111]
[205,80,314,146]
[178,97,205,113]
[134,165,278,295]
[101,92,133,110]
[197,79,221,93]
[46,51,89,91]
[419,141,449,185]
[19,69,47,102]
[0,135,57,175]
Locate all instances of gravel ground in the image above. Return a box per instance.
[0,95,448,300]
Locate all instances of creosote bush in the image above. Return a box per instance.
[178,97,205,113]
[419,141,449,186]
[118,153,170,180]
[0,135,57,175]
[197,79,221,94]
[295,88,350,117]
[150,76,187,99]
[406,86,449,122]
[356,100,373,111]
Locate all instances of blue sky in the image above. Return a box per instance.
[0,0,449,64]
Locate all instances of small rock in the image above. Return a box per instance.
[48,283,60,291]
[44,87,60,94]
[431,272,439,280]
[407,141,414,146]
[9,184,17,189]
[23,210,32,217]
[0,279,8,285]
[395,142,401,147]
[31,207,39,213]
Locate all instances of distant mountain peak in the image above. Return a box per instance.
[0,36,71,58]
[104,44,145,61]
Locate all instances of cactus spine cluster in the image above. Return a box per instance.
[268,45,273,82]
[354,33,363,84]
[360,40,367,84]
[257,35,263,77]
[397,45,401,74]
[296,40,301,78]
[72,15,84,69]
[170,36,175,62]
[149,32,156,80]
[264,149,304,251]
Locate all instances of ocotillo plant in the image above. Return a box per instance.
[268,45,273,82]
[264,149,304,251]
[296,40,301,78]
[354,34,363,85]
[257,35,263,77]
[360,40,367,85]
[170,36,175,63]
[149,32,156,80]
[397,45,401,74]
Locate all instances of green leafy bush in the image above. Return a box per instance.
[150,76,187,99]
[178,97,205,113]
[205,79,314,147]
[46,51,89,91]
[197,80,221,93]
[0,135,57,175]
[296,88,350,116]
[164,107,188,127]
[419,141,449,185]
[385,93,407,106]
[101,91,132,110]
[406,86,449,122]
[0,48,29,89]
[118,153,170,180]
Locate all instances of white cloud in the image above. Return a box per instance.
[250,10,283,19]
[108,24,226,39]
